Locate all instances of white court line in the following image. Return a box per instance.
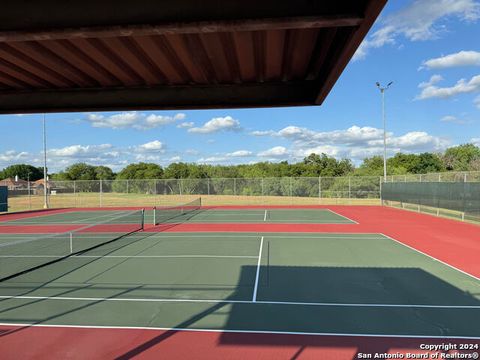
[380,233,480,283]
[0,322,478,340]
[1,294,479,309]
[252,236,264,302]
[140,234,387,240]
[6,210,127,225]
[325,209,359,224]
[0,255,258,259]
[264,210,267,222]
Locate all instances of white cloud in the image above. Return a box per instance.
[475,95,480,108]
[48,144,113,157]
[86,112,186,130]
[177,122,194,128]
[421,50,480,69]
[86,112,140,129]
[471,138,480,146]
[188,116,241,134]
[197,156,227,163]
[136,140,165,153]
[226,150,253,157]
[295,145,340,158]
[261,125,386,145]
[416,74,480,99]
[144,113,185,129]
[258,146,289,157]
[251,130,276,136]
[169,156,182,162]
[441,115,468,124]
[354,0,480,60]
[185,149,200,155]
[0,150,29,163]
[252,124,450,162]
[386,131,449,150]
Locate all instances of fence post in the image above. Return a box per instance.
[28,180,31,210]
[318,176,322,203]
[99,179,103,207]
[179,179,183,196]
[379,177,382,205]
[74,180,77,207]
[207,178,210,195]
[126,180,129,194]
[348,176,351,200]
[438,174,441,182]
[234,178,236,196]
[464,172,467,182]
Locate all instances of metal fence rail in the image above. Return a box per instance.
[6,176,382,211]
[4,170,479,212]
[382,181,480,223]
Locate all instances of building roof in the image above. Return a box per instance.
[0,177,28,186]
[0,0,386,113]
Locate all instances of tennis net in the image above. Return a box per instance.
[153,197,201,225]
[0,209,145,281]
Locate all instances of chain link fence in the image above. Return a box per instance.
[4,171,479,213]
[5,176,382,211]
[382,171,480,223]
[384,171,480,183]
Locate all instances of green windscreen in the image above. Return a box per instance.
[381,182,480,221]
[0,186,7,212]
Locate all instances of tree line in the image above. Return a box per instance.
[1,144,479,181]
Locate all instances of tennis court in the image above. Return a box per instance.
[0,202,356,225]
[0,230,479,338]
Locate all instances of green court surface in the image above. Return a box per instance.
[0,208,356,225]
[0,232,479,338]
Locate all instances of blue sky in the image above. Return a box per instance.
[1,0,480,172]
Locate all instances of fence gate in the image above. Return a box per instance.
[0,186,7,212]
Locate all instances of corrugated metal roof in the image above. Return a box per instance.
[0,0,386,113]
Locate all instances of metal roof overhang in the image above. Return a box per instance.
[0,0,386,114]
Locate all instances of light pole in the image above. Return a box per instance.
[376,81,393,182]
[42,113,49,209]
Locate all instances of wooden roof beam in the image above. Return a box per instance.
[0,15,363,43]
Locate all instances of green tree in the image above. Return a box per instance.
[303,153,353,176]
[60,163,97,180]
[443,144,480,171]
[94,166,115,180]
[116,162,163,179]
[1,164,43,181]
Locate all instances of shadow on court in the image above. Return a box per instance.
[1,222,480,360]
[1,259,478,358]
[113,265,480,359]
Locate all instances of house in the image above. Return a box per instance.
[0,177,29,190]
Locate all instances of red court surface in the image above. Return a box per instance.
[0,205,479,359]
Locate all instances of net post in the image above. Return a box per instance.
[153,206,156,225]
[199,196,202,208]
[69,233,73,253]
[141,208,145,230]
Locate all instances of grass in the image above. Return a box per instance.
[4,193,381,212]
